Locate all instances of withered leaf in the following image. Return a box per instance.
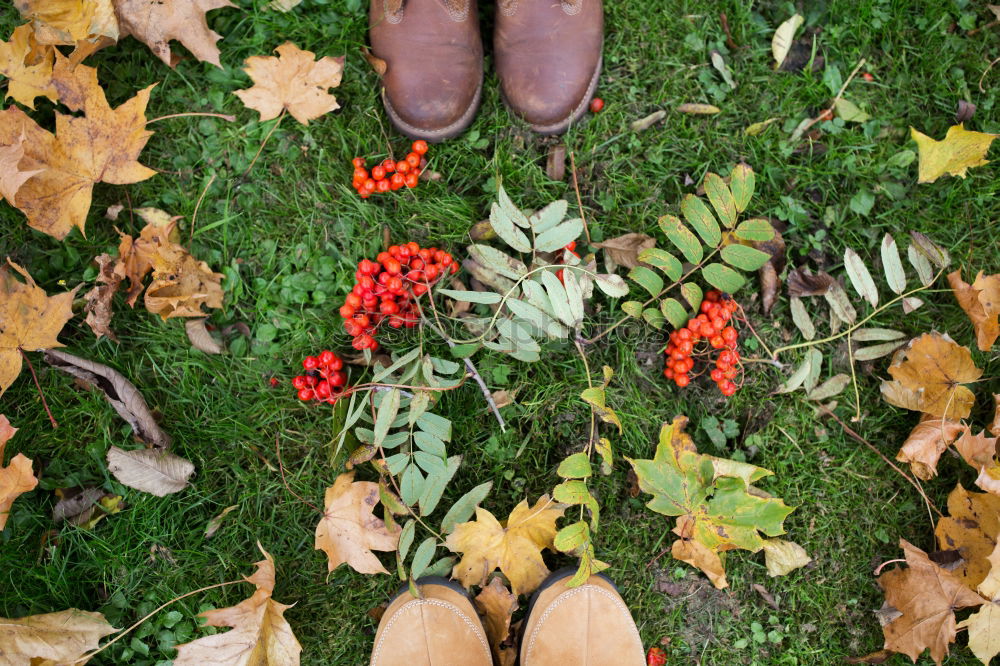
[948,270,1000,351]
[315,471,400,575]
[0,260,79,397]
[44,349,172,449]
[546,143,566,181]
[0,133,43,203]
[954,430,999,471]
[0,25,57,109]
[593,233,656,269]
[83,253,125,341]
[934,484,1000,591]
[880,333,982,420]
[174,543,302,665]
[52,486,106,523]
[0,415,37,530]
[235,42,345,125]
[474,577,518,666]
[896,415,969,480]
[786,267,835,297]
[107,446,195,496]
[14,0,119,45]
[115,0,235,68]
[0,608,116,664]
[185,318,224,354]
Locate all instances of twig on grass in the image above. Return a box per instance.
[146,112,236,124]
[569,151,592,244]
[794,57,867,138]
[241,110,286,179]
[19,348,57,428]
[189,173,217,243]
[275,434,323,514]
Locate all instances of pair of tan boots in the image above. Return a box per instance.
[370,570,646,665]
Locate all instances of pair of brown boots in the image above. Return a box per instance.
[370,0,604,141]
[370,570,646,665]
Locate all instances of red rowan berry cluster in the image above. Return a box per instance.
[664,290,742,397]
[292,350,347,403]
[351,140,429,198]
[339,242,458,351]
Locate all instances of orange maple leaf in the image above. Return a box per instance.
[0,24,57,108]
[234,42,344,125]
[0,260,79,396]
[949,270,1000,351]
[0,415,38,530]
[880,332,982,420]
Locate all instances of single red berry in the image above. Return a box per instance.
[316,381,332,398]
[297,388,314,401]
[646,647,667,666]
[329,371,346,387]
[352,157,365,168]
[674,373,690,387]
[862,72,874,82]
[382,159,396,172]
[404,173,419,188]
[395,160,410,174]
[412,139,429,155]
[292,376,307,390]
[353,167,368,181]
[302,356,319,370]
[384,258,402,274]
[362,178,376,193]
[390,173,405,190]
[372,165,386,180]
[710,368,724,382]
[376,179,391,193]
[405,152,421,168]
[589,97,604,113]
[318,350,336,366]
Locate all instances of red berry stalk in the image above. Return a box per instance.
[292,350,347,403]
[664,290,742,397]
[351,140,429,198]
[339,241,458,351]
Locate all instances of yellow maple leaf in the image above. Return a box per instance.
[234,42,345,125]
[949,270,1000,351]
[880,332,982,420]
[446,495,565,596]
[14,0,119,45]
[911,123,999,184]
[0,24,58,109]
[0,260,79,396]
[0,132,43,203]
[0,415,38,530]
[174,543,302,665]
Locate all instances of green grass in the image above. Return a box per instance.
[2,0,999,664]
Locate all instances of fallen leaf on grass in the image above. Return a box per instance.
[474,576,518,666]
[15,0,119,44]
[771,14,804,69]
[948,270,1000,351]
[52,486,122,528]
[878,539,984,664]
[491,390,514,409]
[896,415,969,480]
[205,505,238,538]
[934,485,1000,591]
[835,98,870,123]
[0,133,43,203]
[186,318,223,354]
[710,50,736,89]
[107,446,194,496]
[359,44,386,76]
[83,253,125,341]
[631,110,666,131]
[880,333,981,420]
[786,267,834,297]
[235,42,345,125]
[911,124,999,184]
[0,608,116,664]
[959,601,1000,666]
[115,0,234,67]
[744,117,779,136]
[593,233,655,269]
[174,543,302,666]
[0,260,78,397]
[45,349,172,449]
[954,430,999,470]
[955,100,977,124]
[627,416,794,589]
[753,583,779,610]
[546,143,566,180]
[676,103,720,115]
[446,495,565,596]
[761,538,811,577]
[268,0,303,11]
[0,25,58,109]
[0,415,37,530]
[315,471,401,575]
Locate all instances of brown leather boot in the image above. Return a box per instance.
[520,570,646,665]
[370,0,483,141]
[493,0,603,135]
[370,579,492,666]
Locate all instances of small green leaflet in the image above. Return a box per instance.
[535,218,584,252]
[628,266,663,298]
[373,389,401,448]
[702,173,737,228]
[530,199,569,234]
[843,248,879,308]
[701,263,746,293]
[622,301,643,318]
[440,481,492,534]
[638,248,682,281]
[497,183,530,228]
[557,452,593,478]
[680,194,721,247]
[680,282,703,311]
[490,201,532,252]
[400,463,425,505]
[659,215,703,264]
[721,244,771,271]
[729,164,755,213]
[468,244,528,281]
[880,234,907,295]
[420,455,462,516]
[734,218,773,242]
[594,273,628,298]
[643,308,665,329]
[437,289,502,304]
[409,538,437,579]
[660,298,688,329]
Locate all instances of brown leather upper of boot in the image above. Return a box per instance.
[494,0,603,134]
[370,581,492,666]
[520,574,646,665]
[370,0,483,141]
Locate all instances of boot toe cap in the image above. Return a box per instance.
[382,66,482,140]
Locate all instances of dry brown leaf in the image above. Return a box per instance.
[45,349,172,449]
[880,333,982,420]
[474,576,518,666]
[204,504,238,538]
[490,390,513,409]
[83,253,126,341]
[14,0,119,45]
[672,538,727,589]
[955,430,999,470]
[174,543,302,665]
[234,42,345,125]
[761,538,811,577]
[0,61,156,239]
[107,446,195,496]
[631,110,666,131]
[186,318,224,354]
[592,233,656,269]
[446,495,566,596]
[359,44,386,76]
[896,415,969,480]
[979,542,1000,601]
[0,607,116,664]
[676,103,720,115]
[786,267,835,297]
[976,464,1000,497]
[0,415,37,530]
[878,539,984,664]
[948,270,1000,351]
[546,143,566,181]
[315,471,400,575]
[934,484,1000,591]
[0,133,43,205]
[991,395,1000,437]
[0,24,57,109]
[0,260,78,397]
[115,0,235,68]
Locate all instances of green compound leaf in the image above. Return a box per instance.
[729,164,755,213]
[734,218,774,242]
[638,248,682,281]
[659,215,704,264]
[703,172,737,228]
[660,298,688,329]
[681,194,721,247]
[626,417,794,589]
[701,263,746,293]
[580,386,623,433]
[721,244,772,271]
[628,265,664,298]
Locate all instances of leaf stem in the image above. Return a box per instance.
[145,112,236,124]
[569,151,591,244]
[846,331,862,422]
[188,173,217,244]
[240,110,285,179]
[378,442,445,542]
[735,303,774,359]
[574,339,597,457]
[19,348,57,428]
[275,434,323,514]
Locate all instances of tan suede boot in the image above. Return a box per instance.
[370,0,483,141]
[520,570,646,665]
[493,0,603,135]
[370,579,492,666]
